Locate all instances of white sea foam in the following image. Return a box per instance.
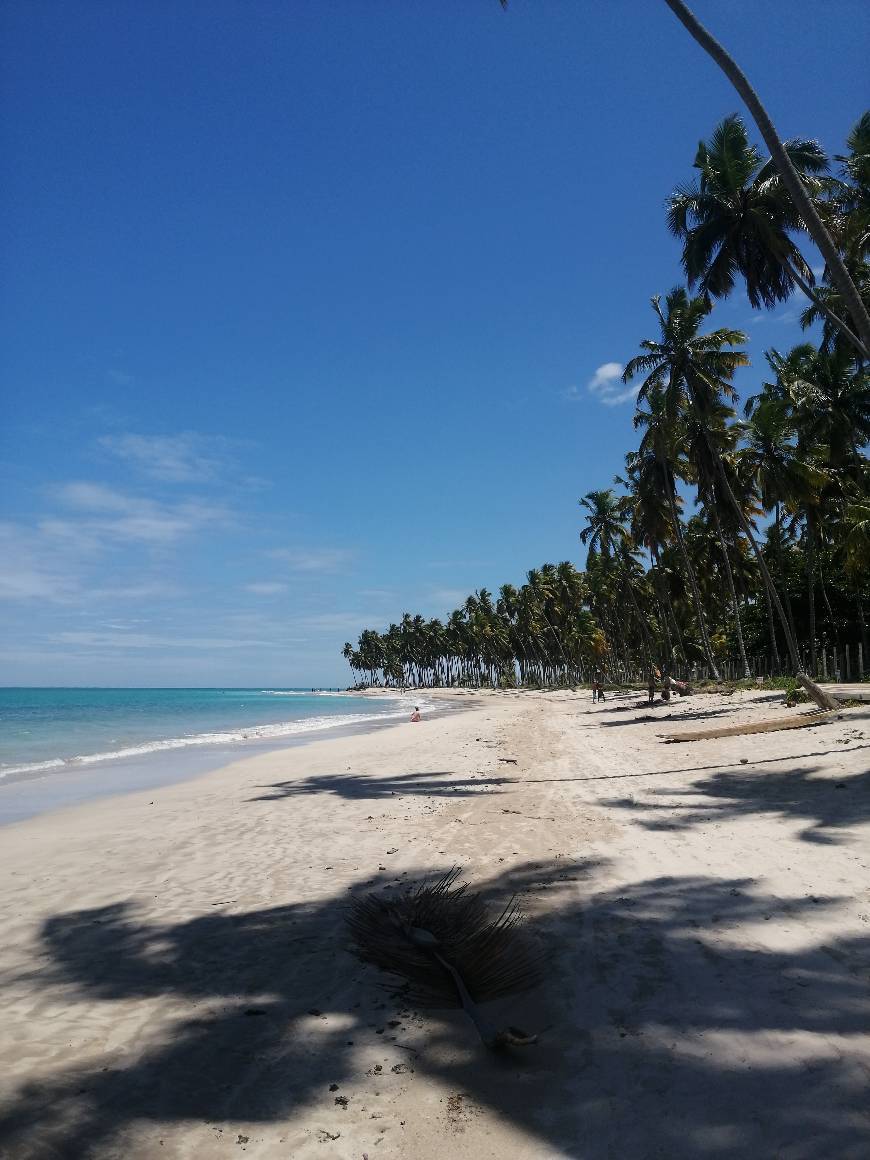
[259,689,402,698]
[0,700,428,785]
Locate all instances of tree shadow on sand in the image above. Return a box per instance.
[249,769,515,802]
[1,862,868,1158]
[602,757,870,844]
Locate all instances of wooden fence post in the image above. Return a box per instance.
[822,648,828,679]
[845,643,851,682]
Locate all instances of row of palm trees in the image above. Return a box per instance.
[343,112,869,700]
[342,565,605,690]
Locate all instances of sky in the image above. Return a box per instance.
[1,1,867,687]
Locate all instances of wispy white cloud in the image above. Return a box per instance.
[244,581,289,596]
[428,587,469,609]
[0,523,81,602]
[580,361,639,407]
[268,547,355,573]
[293,611,383,633]
[106,369,134,387]
[0,480,221,603]
[98,432,234,483]
[49,630,290,650]
[88,581,181,602]
[0,519,184,605]
[54,482,228,545]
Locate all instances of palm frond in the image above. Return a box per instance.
[347,869,542,1043]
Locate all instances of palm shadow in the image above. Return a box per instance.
[603,759,870,843]
[250,769,515,802]
[2,861,869,1158]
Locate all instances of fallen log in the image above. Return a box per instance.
[660,708,844,743]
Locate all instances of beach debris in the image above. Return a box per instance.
[660,707,846,743]
[498,757,518,764]
[347,867,541,1051]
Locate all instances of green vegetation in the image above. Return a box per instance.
[343,111,869,694]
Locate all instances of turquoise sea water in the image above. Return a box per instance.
[0,687,411,783]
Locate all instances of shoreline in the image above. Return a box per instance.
[1,687,867,1158]
[0,691,466,827]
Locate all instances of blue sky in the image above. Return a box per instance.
[1,1,867,686]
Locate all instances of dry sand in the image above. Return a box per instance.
[0,687,868,1159]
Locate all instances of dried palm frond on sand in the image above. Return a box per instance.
[347,868,541,1050]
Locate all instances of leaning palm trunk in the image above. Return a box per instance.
[649,548,676,668]
[761,581,782,675]
[856,594,868,664]
[782,259,869,361]
[621,566,654,671]
[805,517,818,677]
[711,505,751,678]
[664,472,721,678]
[687,374,840,709]
[662,0,870,359]
[773,505,794,655]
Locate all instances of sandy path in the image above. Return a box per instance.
[0,689,868,1159]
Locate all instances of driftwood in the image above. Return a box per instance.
[660,708,842,743]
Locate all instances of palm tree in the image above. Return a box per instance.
[623,287,839,708]
[621,451,680,672]
[633,381,720,676]
[741,388,817,664]
[785,346,870,471]
[660,0,870,358]
[667,115,868,361]
[579,489,656,677]
[687,411,754,679]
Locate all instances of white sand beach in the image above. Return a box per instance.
[1,687,868,1159]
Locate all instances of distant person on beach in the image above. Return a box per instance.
[592,671,605,702]
[410,706,422,722]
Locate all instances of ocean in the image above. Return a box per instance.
[0,687,417,822]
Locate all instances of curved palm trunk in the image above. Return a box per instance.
[761,581,782,675]
[819,567,839,651]
[621,562,655,671]
[712,505,751,678]
[607,604,630,682]
[773,505,795,651]
[650,547,676,667]
[668,598,689,668]
[662,0,870,359]
[805,516,818,677]
[782,259,869,361]
[856,594,868,665]
[664,474,721,678]
[688,377,840,709]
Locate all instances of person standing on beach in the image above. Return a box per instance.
[593,670,605,702]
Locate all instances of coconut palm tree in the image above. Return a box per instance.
[623,287,839,708]
[666,115,870,363]
[660,1,870,358]
[785,346,870,471]
[633,381,720,675]
[686,410,754,679]
[579,488,657,676]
